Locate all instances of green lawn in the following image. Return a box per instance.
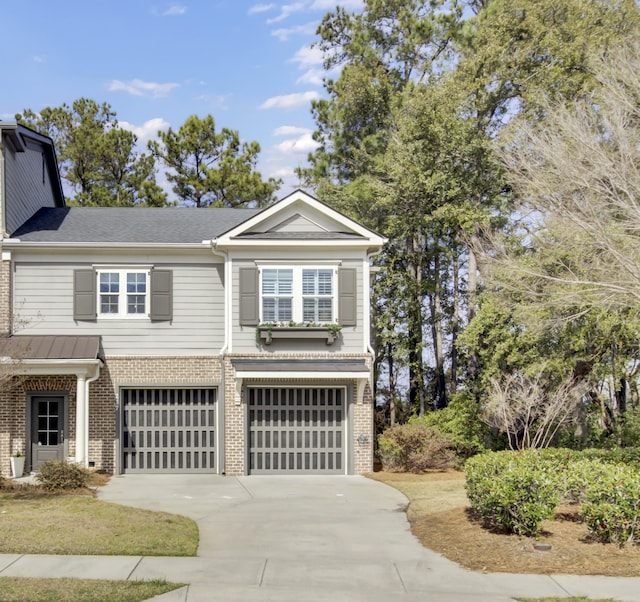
[0,493,198,556]
[0,578,184,602]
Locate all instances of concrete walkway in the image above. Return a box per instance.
[1,474,639,601]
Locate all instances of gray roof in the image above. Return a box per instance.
[0,335,102,361]
[231,358,369,372]
[11,207,262,244]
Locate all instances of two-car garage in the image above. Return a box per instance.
[120,385,347,475]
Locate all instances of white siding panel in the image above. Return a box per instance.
[13,262,225,356]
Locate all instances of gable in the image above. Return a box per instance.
[215,189,386,249]
[264,213,328,234]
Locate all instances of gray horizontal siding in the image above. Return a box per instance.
[4,142,58,235]
[231,258,365,354]
[13,262,225,356]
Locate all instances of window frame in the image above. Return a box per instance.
[259,266,337,324]
[96,268,150,319]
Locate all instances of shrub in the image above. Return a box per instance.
[36,460,91,491]
[378,423,457,472]
[465,450,559,537]
[581,463,640,545]
[409,392,490,457]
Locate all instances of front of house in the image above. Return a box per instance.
[0,122,385,477]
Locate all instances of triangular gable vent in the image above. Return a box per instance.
[266,213,328,234]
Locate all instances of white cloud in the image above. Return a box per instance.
[296,68,324,86]
[267,1,306,24]
[162,5,187,16]
[275,132,319,154]
[248,3,274,14]
[33,55,46,63]
[260,91,320,110]
[109,79,179,98]
[273,125,311,136]
[311,0,363,9]
[271,21,317,41]
[290,45,324,68]
[119,118,170,144]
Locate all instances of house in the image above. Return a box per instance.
[0,122,386,476]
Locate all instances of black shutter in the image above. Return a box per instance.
[338,268,357,326]
[73,269,96,321]
[239,267,259,326]
[150,270,172,321]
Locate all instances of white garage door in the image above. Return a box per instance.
[121,388,216,473]
[248,387,345,474]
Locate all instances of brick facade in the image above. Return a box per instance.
[0,259,10,336]
[1,351,374,478]
[223,352,374,476]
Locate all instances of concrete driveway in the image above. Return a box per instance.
[92,474,640,602]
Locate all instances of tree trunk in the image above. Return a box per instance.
[450,245,460,395]
[388,342,396,426]
[431,250,447,409]
[407,232,425,415]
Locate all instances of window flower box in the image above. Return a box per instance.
[257,324,341,345]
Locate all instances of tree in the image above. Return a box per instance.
[485,37,640,314]
[300,0,640,423]
[484,369,586,450]
[149,115,280,208]
[16,98,168,207]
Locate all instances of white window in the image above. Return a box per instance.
[261,267,336,323]
[98,270,149,318]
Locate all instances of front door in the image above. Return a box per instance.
[31,396,66,470]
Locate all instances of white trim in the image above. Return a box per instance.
[215,190,386,248]
[235,370,369,380]
[96,268,150,319]
[254,259,342,266]
[259,265,337,324]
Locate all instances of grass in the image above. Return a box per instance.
[368,470,640,576]
[0,578,184,602]
[0,479,198,556]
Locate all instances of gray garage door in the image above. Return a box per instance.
[121,388,216,473]
[248,387,345,474]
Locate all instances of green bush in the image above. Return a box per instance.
[581,463,640,545]
[378,423,457,472]
[465,450,559,537]
[409,393,490,457]
[36,460,91,491]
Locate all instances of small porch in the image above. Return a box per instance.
[0,335,102,476]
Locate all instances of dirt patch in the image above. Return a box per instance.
[371,471,640,576]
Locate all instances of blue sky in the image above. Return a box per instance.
[0,1,363,197]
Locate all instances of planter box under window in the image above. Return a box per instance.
[258,326,338,345]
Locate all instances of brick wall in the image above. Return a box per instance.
[88,356,222,473]
[1,351,374,477]
[0,375,76,477]
[0,259,10,336]
[223,352,374,476]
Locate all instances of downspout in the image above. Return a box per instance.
[0,132,6,239]
[83,362,102,468]
[210,241,229,475]
[365,246,384,357]
[363,246,385,472]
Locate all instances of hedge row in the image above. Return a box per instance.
[465,449,640,544]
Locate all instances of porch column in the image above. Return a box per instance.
[75,375,87,466]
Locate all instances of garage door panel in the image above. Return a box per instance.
[249,387,345,475]
[122,388,217,474]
